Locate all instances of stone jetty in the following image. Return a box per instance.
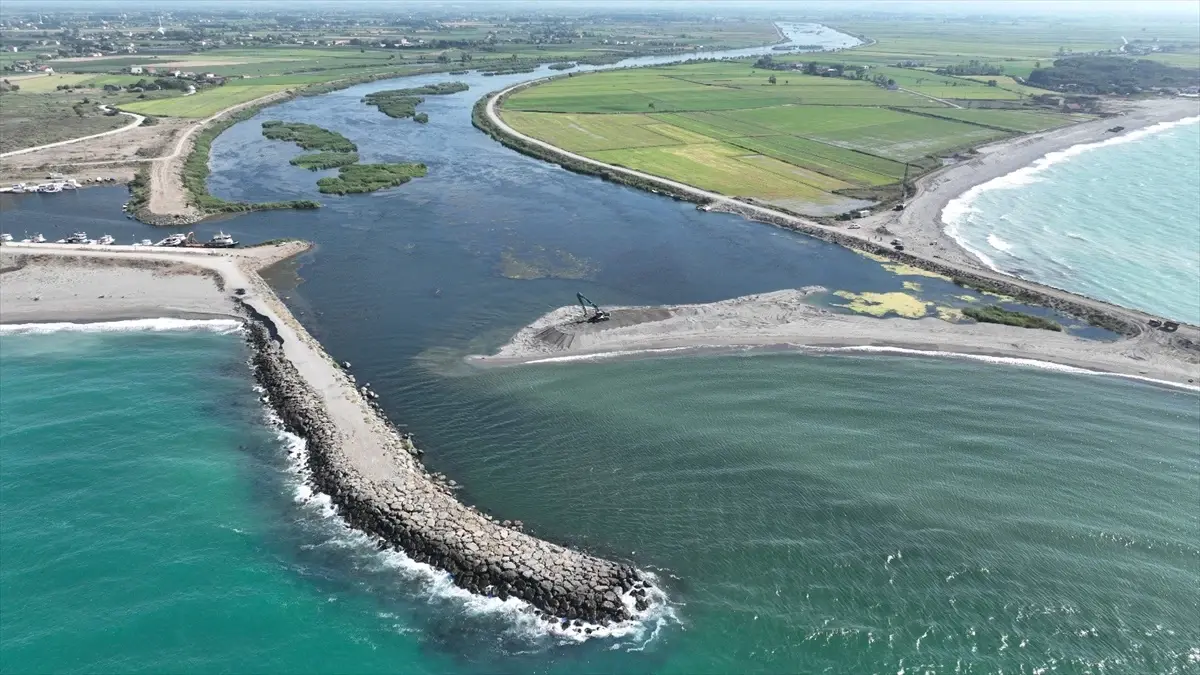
[238,303,652,624]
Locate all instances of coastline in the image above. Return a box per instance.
[0,242,656,630]
[869,99,1200,273]
[472,290,1200,389]
[479,84,1200,341]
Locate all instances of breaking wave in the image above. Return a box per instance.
[263,408,679,648]
[0,318,243,335]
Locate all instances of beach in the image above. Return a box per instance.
[864,98,1200,271]
[474,290,1200,388]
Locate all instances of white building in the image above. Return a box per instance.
[129,65,143,74]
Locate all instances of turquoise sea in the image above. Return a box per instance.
[944,118,1200,324]
[2,329,1197,674]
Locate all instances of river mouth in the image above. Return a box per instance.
[3,22,1197,673]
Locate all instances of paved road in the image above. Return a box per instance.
[0,106,146,159]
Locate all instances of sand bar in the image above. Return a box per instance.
[475,290,1200,388]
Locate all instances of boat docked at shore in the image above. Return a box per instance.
[96,234,115,246]
[57,232,90,244]
[205,232,238,248]
[155,234,187,247]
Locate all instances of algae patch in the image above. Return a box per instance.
[832,291,933,318]
[936,306,966,323]
[882,263,952,281]
[498,246,595,280]
[956,294,979,303]
[902,280,923,292]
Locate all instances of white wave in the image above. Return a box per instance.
[0,318,242,335]
[815,345,1200,392]
[524,346,696,364]
[942,115,1200,270]
[986,233,1015,254]
[265,406,678,646]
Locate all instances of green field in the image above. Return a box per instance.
[911,108,1088,133]
[501,51,1089,213]
[504,62,939,112]
[118,84,290,117]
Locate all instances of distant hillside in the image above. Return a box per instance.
[1027,56,1200,95]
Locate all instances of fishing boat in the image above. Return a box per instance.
[31,234,46,243]
[204,231,238,248]
[0,233,12,242]
[155,234,187,247]
[9,183,27,193]
[96,234,115,245]
[61,232,90,244]
[38,183,63,193]
[132,238,154,246]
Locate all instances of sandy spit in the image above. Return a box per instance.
[473,290,1200,388]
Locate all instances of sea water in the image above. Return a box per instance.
[3,329,1197,674]
[944,118,1200,324]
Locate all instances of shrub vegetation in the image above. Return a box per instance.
[963,305,1063,331]
[361,82,469,121]
[316,162,428,194]
[290,151,360,170]
[261,121,357,151]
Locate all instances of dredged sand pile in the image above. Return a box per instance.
[476,290,1200,388]
[1,242,653,627]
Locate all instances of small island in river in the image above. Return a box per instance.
[363,82,470,123]
[317,162,428,194]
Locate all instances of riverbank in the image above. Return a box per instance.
[0,242,655,630]
[473,290,1200,388]
[479,83,1200,344]
[865,98,1200,272]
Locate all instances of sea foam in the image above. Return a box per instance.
[266,407,679,648]
[942,115,1200,274]
[0,318,243,335]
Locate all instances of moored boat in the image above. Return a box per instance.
[204,231,238,248]
[155,234,187,247]
[96,234,115,245]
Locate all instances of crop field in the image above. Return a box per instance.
[914,108,1091,133]
[504,62,938,113]
[501,44,1090,213]
[4,73,96,92]
[118,84,289,117]
[587,143,839,203]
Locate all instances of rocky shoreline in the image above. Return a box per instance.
[236,300,654,626]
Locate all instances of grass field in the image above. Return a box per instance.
[118,84,290,117]
[504,62,939,112]
[0,91,130,153]
[501,47,1087,213]
[912,108,1087,133]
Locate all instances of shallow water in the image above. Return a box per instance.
[2,333,1196,673]
[945,118,1200,324]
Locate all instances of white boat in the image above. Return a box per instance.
[132,238,153,246]
[0,233,12,242]
[31,233,46,243]
[156,234,187,247]
[97,234,115,245]
[63,232,89,244]
[38,183,62,193]
[205,231,238,248]
[10,183,27,193]
[61,179,80,190]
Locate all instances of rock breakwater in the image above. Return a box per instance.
[237,301,652,625]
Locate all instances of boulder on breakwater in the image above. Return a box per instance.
[236,302,650,623]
